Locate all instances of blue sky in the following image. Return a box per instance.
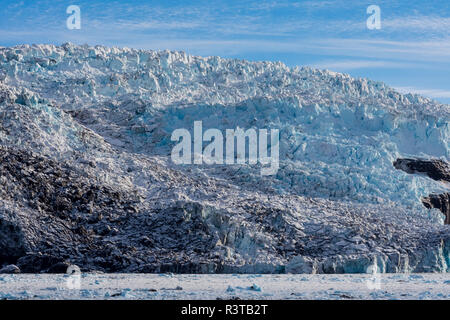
[1,0,450,103]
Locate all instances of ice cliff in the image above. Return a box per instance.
[0,43,449,273]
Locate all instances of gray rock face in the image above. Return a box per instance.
[394,159,450,182]
[395,158,450,224]
[0,216,26,265]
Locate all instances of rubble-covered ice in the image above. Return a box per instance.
[0,43,449,274]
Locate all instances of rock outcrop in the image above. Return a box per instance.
[394,159,450,182]
[394,158,450,224]
[423,193,450,225]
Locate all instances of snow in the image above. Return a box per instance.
[0,273,449,300]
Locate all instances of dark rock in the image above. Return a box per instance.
[134,264,158,273]
[0,218,27,265]
[95,224,111,236]
[139,236,153,247]
[0,146,141,223]
[394,158,450,224]
[0,264,20,274]
[423,193,450,225]
[46,261,71,273]
[394,158,450,182]
[16,254,65,273]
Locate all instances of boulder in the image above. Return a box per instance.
[0,264,20,274]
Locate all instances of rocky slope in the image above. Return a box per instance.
[0,43,449,273]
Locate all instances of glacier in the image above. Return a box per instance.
[0,43,449,274]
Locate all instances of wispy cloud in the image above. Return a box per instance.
[311,60,417,70]
[396,87,450,99]
[383,15,450,35]
[306,38,450,63]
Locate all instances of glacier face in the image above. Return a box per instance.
[2,43,447,215]
[0,43,449,273]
